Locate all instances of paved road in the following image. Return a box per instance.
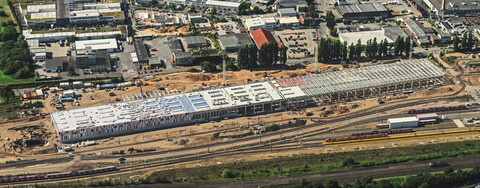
[134,154,480,188]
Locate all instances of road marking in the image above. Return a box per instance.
[453,119,465,128]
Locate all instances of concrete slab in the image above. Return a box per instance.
[453,119,465,128]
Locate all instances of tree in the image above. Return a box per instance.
[1,26,19,42]
[453,36,459,52]
[279,46,288,65]
[405,36,411,57]
[237,47,248,69]
[382,39,388,56]
[348,43,355,60]
[467,30,474,51]
[325,11,336,29]
[127,25,133,36]
[372,38,378,58]
[248,44,258,67]
[200,61,217,72]
[221,169,235,178]
[462,32,467,51]
[342,41,348,60]
[394,36,401,56]
[67,65,75,75]
[0,11,7,17]
[355,39,361,59]
[324,179,340,188]
[342,156,355,167]
[444,167,454,175]
[330,29,338,37]
[187,6,196,13]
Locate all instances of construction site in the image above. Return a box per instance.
[50,58,446,143]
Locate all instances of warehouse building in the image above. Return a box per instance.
[336,3,390,20]
[219,33,254,51]
[204,0,241,11]
[278,8,298,17]
[51,59,446,143]
[134,40,149,67]
[184,36,208,48]
[405,19,432,45]
[388,117,419,129]
[244,17,278,30]
[75,38,119,54]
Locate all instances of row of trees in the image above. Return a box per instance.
[317,36,411,63]
[453,31,474,52]
[236,42,287,69]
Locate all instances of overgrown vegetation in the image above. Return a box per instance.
[142,139,480,182]
[281,165,480,188]
[0,33,34,79]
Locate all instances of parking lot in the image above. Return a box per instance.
[275,29,316,59]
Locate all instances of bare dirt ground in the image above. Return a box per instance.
[463,76,480,86]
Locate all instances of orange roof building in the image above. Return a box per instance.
[249,28,283,49]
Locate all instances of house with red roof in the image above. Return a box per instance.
[249,28,283,49]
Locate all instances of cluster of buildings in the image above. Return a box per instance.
[404,19,452,45]
[387,113,440,129]
[20,1,124,27]
[422,0,480,17]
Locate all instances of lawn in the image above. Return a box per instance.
[0,0,20,32]
[0,70,34,85]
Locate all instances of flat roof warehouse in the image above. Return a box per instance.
[51,59,445,142]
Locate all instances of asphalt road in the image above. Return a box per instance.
[135,154,480,188]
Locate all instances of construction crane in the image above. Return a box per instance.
[150,3,160,21]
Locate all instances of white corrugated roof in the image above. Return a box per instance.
[388,117,418,123]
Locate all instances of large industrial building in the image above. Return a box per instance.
[423,0,480,17]
[19,2,124,27]
[51,59,446,143]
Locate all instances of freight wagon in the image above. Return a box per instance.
[406,105,467,114]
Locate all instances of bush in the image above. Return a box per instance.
[341,156,355,167]
[264,124,280,133]
[221,169,235,178]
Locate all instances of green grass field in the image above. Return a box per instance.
[0,0,20,32]
[0,70,34,85]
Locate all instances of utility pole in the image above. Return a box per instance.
[314,34,319,73]
[222,52,227,86]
